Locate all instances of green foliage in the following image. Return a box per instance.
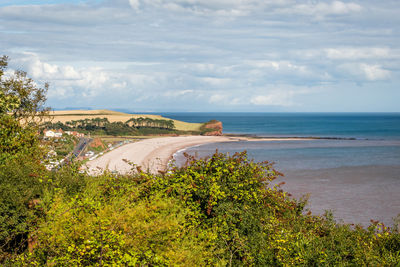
[153,151,298,265]
[0,91,20,115]
[44,117,177,136]
[0,115,41,164]
[0,158,45,258]
[53,135,77,158]
[135,127,177,136]
[0,159,87,262]
[18,174,213,266]
[7,151,400,266]
[0,56,49,165]
[0,56,49,124]
[0,56,20,114]
[126,117,175,130]
[0,55,51,260]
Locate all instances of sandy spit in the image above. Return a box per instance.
[86,136,235,175]
[85,136,314,175]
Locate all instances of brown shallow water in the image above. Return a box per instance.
[280,165,400,227]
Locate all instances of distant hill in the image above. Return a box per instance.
[49,109,203,132]
[57,107,94,111]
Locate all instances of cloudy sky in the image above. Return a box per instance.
[1,0,399,112]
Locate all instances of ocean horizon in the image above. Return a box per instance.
[162,112,400,227]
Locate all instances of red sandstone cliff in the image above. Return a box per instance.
[202,120,223,136]
[89,138,105,149]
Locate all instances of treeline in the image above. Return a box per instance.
[126,117,174,129]
[42,117,176,136]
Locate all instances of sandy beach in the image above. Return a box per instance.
[86,136,234,175]
[85,136,315,175]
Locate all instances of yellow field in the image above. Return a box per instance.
[48,110,203,132]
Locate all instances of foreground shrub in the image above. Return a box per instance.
[9,152,400,266]
[18,175,214,266]
[0,158,45,258]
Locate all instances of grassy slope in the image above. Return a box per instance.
[49,110,203,132]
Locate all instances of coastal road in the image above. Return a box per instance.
[72,137,92,158]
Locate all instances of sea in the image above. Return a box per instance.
[160,112,400,227]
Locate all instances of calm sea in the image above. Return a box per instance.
[160,113,400,227]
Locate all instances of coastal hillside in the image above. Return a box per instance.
[49,109,203,132]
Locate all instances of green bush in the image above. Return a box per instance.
[18,174,214,266]
[5,152,400,266]
[0,158,45,258]
[0,115,42,165]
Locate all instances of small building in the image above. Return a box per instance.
[85,151,95,157]
[44,130,55,138]
[72,131,84,138]
[65,131,84,138]
[44,129,62,138]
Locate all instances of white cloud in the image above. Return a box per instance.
[8,54,161,100]
[325,47,391,60]
[112,81,128,89]
[285,1,362,17]
[360,64,391,81]
[60,65,80,79]
[129,0,140,10]
[183,63,236,77]
[250,88,316,106]
[185,63,216,72]
[338,63,391,81]
[76,68,109,89]
[319,1,362,14]
[126,73,156,87]
[1,0,399,111]
[124,0,362,19]
[11,53,81,81]
[201,77,231,86]
[47,86,73,99]
[163,89,194,97]
[246,60,307,72]
[251,91,296,106]
[139,0,293,17]
[244,60,324,82]
[209,94,228,104]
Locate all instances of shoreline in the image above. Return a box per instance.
[224,133,362,141]
[86,136,233,175]
[85,135,316,175]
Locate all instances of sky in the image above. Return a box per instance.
[1,0,399,112]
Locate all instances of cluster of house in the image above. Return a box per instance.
[43,129,84,138]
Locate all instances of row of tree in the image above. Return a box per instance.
[65,118,109,128]
[43,117,175,132]
[125,117,175,129]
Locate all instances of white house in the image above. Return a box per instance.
[43,129,63,138]
[44,130,55,138]
[65,131,84,138]
[85,151,95,157]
